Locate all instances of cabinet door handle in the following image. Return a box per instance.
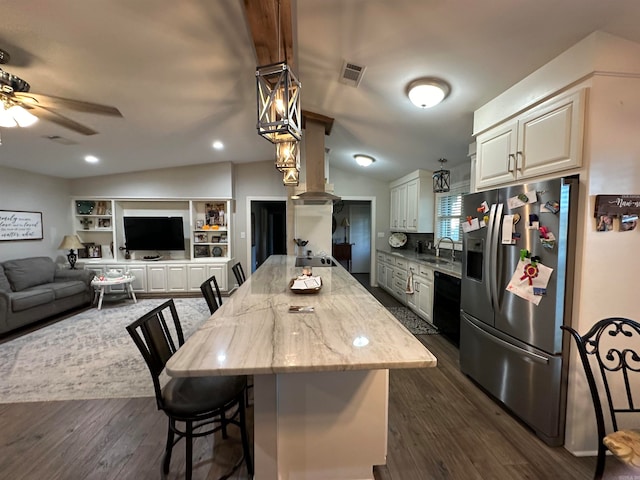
[508,154,516,172]
[516,151,523,171]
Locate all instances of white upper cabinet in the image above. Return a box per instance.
[476,89,585,189]
[389,170,434,233]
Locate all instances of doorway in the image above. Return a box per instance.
[331,199,373,275]
[250,200,287,272]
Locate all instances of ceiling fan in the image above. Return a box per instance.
[0,48,122,135]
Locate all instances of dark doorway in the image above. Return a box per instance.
[250,201,287,272]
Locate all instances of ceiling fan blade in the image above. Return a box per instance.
[14,92,123,117]
[30,106,99,135]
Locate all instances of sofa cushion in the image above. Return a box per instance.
[3,257,56,292]
[10,289,55,312]
[46,281,88,299]
[0,265,11,292]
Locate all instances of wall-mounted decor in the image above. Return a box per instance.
[594,195,640,233]
[0,210,43,241]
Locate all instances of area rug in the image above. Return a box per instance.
[387,306,439,335]
[0,297,211,403]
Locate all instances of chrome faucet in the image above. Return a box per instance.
[435,236,456,262]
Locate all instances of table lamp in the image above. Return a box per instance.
[58,235,84,269]
[341,217,350,244]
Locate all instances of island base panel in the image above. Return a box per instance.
[254,370,389,479]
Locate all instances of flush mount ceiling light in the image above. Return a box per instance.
[433,158,451,193]
[84,155,99,164]
[354,154,375,167]
[406,77,450,109]
[212,140,224,150]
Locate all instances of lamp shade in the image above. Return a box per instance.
[58,235,84,250]
[341,217,350,227]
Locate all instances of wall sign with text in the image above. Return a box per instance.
[0,210,44,241]
[594,195,639,233]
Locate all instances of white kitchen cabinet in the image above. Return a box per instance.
[207,264,228,291]
[415,276,433,324]
[127,265,147,292]
[476,89,585,189]
[187,264,208,292]
[166,264,187,292]
[147,265,167,292]
[389,170,434,233]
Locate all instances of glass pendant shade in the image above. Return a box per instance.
[282,167,299,186]
[256,62,302,144]
[275,141,300,171]
[433,158,451,193]
[0,101,38,127]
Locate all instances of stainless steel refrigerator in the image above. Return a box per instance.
[459,176,579,447]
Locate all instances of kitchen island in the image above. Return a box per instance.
[166,255,437,479]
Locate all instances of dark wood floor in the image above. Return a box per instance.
[0,279,604,480]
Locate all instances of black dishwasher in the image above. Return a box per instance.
[433,271,461,346]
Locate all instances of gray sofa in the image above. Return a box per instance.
[0,256,95,335]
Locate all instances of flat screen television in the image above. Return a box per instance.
[123,216,185,251]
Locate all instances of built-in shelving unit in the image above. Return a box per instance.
[72,198,235,292]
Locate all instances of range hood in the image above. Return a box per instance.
[293,111,341,205]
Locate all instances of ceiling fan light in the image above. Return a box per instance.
[8,105,38,127]
[0,103,17,127]
[406,78,450,109]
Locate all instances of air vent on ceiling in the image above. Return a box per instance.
[44,135,77,145]
[339,60,366,87]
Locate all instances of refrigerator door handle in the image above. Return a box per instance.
[485,203,497,306]
[490,203,503,311]
[465,316,549,365]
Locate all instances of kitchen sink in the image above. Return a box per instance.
[295,256,337,267]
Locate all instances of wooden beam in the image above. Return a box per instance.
[242,0,294,68]
[302,110,334,136]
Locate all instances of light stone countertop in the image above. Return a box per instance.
[166,255,437,377]
[377,248,462,278]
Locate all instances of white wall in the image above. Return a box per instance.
[69,162,233,198]
[0,166,71,263]
[331,166,390,252]
[564,73,640,455]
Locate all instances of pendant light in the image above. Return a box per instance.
[433,158,451,193]
[275,140,300,171]
[255,0,301,144]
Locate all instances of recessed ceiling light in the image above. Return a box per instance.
[354,154,375,167]
[406,77,450,108]
[84,155,99,164]
[212,141,224,150]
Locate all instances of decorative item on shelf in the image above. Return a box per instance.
[195,219,204,230]
[95,201,108,215]
[341,217,350,243]
[212,246,223,257]
[433,158,451,193]
[194,233,207,243]
[57,235,84,269]
[75,200,95,215]
[97,218,111,229]
[79,217,93,230]
[194,245,209,258]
